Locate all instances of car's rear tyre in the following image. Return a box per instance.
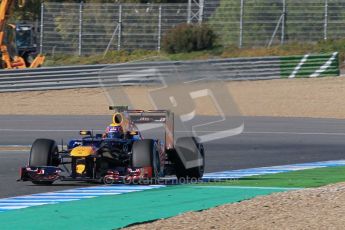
[174,137,205,181]
[29,139,59,185]
[132,139,161,180]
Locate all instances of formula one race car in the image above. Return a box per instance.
[19,106,205,185]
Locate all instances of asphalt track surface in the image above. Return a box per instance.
[1,115,345,198]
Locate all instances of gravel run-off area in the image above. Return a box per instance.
[1,77,345,119]
[126,183,345,230]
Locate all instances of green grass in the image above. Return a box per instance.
[0,186,287,230]
[199,166,345,188]
[44,39,345,67]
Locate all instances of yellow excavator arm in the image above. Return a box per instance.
[0,0,11,45]
[0,0,44,69]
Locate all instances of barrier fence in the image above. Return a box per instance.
[0,53,339,93]
[39,1,345,55]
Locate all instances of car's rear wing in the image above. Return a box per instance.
[109,106,175,150]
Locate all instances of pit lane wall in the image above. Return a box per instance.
[0,53,339,93]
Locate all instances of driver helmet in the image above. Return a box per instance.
[105,123,124,138]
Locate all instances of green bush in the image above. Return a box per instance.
[163,23,216,53]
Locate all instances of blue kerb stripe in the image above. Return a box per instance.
[0,185,164,213]
[0,207,29,211]
[1,160,345,213]
[8,198,80,201]
[203,159,345,180]
[48,193,122,196]
[32,192,122,196]
[0,203,50,206]
[207,170,290,174]
[0,200,59,203]
[57,189,136,193]
[76,187,152,190]
[4,199,79,202]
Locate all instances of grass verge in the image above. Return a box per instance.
[0,186,286,230]
[44,39,345,67]
[199,166,345,188]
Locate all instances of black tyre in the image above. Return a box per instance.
[174,137,205,180]
[22,52,35,67]
[29,139,59,167]
[132,139,162,179]
[29,139,59,185]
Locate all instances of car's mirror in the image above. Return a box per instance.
[79,130,92,136]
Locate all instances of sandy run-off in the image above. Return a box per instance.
[126,183,345,230]
[1,77,345,119]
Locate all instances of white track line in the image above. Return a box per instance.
[243,131,345,136]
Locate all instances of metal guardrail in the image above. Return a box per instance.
[0,53,339,93]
